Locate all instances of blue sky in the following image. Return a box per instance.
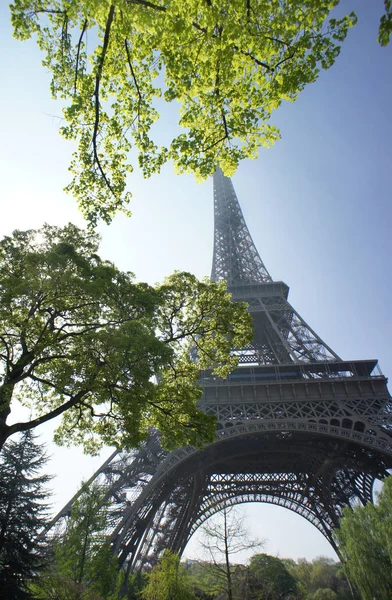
[0,0,391,562]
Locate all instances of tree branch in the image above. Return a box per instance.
[201,133,228,153]
[128,0,167,11]
[262,35,289,47]
[60,13,69,70]
[74,19,88,95]
[221,109,229,139]
[124,39,143,103]
[92,4,116,197]
[274,53,296,70]
[6,389,90,437]
[237,48,274,71]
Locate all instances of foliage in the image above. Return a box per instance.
[141,550,197,600]
[336,475,392,600]
[311,589,337,600]
[200,507,263,600]
[184,560,218,599]
[186,554,355,600]
[0,224,252,453]
[289,557,354,600]
[379,0,392,46]
[32,483,125,600]
[247,553,298,599]
[126,572,149,600]
[10,0,360,226]
[0,430,51,599]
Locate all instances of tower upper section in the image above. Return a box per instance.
[211,166,272,286]
[210,166,341,365]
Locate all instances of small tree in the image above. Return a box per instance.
[33,483,125,600]
[200,506,263,600]
[0,430,51,599]
[336,476,392,600]
[142,550,197,600]
[0,224,251,453]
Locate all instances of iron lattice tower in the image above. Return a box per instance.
[48,167,392,573]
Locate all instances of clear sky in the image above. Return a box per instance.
[0,0,391,563]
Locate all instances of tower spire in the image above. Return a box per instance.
[211,166,340,364]
[212,166,272,285]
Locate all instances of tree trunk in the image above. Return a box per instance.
[224,509,233,600]
[0,424,10,452]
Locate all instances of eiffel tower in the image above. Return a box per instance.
[49,167,392,574]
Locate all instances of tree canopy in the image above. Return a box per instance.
[0,224,251,453]
[336,475,392,600]
[247,553,298,599]
[10,0,365,225]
